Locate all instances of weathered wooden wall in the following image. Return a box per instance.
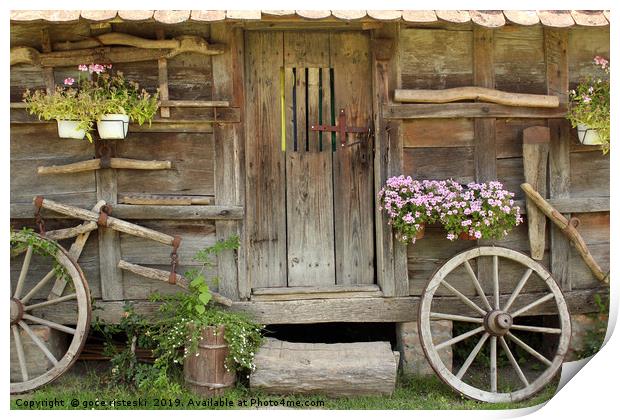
[10,20,609,323]
[10,21,224,302]
[403,25,609,303]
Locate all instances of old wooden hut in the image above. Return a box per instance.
[10,10,609,386]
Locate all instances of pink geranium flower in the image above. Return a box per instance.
[63,77,75,86]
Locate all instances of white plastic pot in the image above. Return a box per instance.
[56,120,86,140]
[577,124,603,145]
[97,114,130,139]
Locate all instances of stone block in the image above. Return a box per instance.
[396,320,453,376]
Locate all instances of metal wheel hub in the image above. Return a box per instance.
[10,298,24,326]
[484,310,513,336]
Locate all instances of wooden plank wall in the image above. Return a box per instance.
[10,21,226,302]
[402,25,609,310]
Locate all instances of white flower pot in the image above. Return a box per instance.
[97,114,130,139]
[577,124,603,145]
[56,120,86,140]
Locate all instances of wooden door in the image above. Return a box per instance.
[245,31,374,290]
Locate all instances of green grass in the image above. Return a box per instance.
[10,363,557,410]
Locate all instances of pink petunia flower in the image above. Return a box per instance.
[78,64,88,71]
[63,77,75,86]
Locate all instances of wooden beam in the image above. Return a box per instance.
[545,28,572,291]
[11,203,243,220]
[212,23,246,300]
[394,87,559,108]
[156,29,170,118]
[95,151,123,301]
[119,194,214,206]
[37,158,172,175]
[32,288,608,325]
[523,126,550,260]
[384,103,566,119]
[40,28,55,94]
[372,24,408,298]
[473,27,496,285]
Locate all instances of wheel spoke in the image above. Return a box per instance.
[456,333,489,379]
[11,325,29,382]
[430,312,483,324]
[510,324,562,334]
[490,336,497,392]
[511,293,555,318]
[502,268,533,312]
[14,245,33,299]
[440,280,486,316]
[499,336,529,387]
[462,261,493,311]
[25,293,77,311]
[436,326,485,350]
[20,270,56,305]
[492,255,500,310]
[18,322,59,366]
[22,314,76,335]
[506,331,552,367]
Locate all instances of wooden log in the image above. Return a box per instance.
[384,103,567,120]
[119,194,214,206]
[32,288,609,325]
[47,33,226,56]
[523,127,550,260]
[117,259,233,307]
[37,158,172,175]
[394,87,560,108]
[521,183,609,284]
[44,222,98,241]
[34,197,176,246]
[250,339,398,397]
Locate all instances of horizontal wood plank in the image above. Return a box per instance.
[385,103,567,119]
[38,289,607,324]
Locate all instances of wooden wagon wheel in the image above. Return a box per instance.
[418,246,571,403]
[10,232,91,394]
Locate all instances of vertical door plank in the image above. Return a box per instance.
[284,35,335,287]
[245,31,287,288]
[545,28,571,290]
[331,32,375,285]
[321,67,333,152]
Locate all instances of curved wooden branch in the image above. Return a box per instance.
[117,259,233,307]
[521,183,609,284]
[50,33,225,57]
[394,87,560,108]
[37,158,172,175]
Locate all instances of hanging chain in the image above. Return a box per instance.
[33,195,46,236]
[168,235,182,285]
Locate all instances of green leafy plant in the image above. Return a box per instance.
[89,66,159,126]
[23,84,97,141]
[22,63,159,141]
[149,235,263,376]
[567,56,610,153]
[10,227,68,280]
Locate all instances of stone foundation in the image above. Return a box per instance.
[10,325,69,381]
[396,320,452,376]
[565,313,608,361]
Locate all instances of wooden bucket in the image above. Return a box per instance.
[183,325,236,396]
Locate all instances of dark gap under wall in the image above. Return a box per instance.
[263,322,397,348]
